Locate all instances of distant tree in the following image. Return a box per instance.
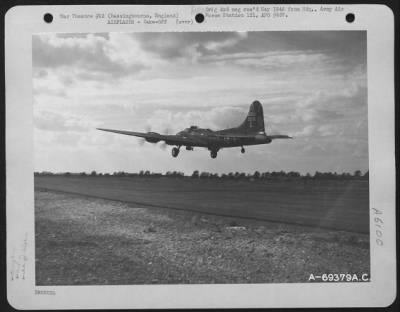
[80,172,87,176]
[314,171,321,179]
[288,171,300,178]
[139,170,144,176]
[253,171,261,179]
[90,170,97,176]
[321,172,329,179]
[261,172,271,179]
[271,171,279,178]
[64,172,71,176]
[363,171,369,179]
[340,172,351,179]
[200,171,209,179]
[353,170,362,178]
[192,170,199,178]
[39,171,54,176]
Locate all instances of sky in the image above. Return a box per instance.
[33,31,368,175]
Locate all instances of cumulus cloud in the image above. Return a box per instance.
[55,133,82,145]
[204,50,331,71]
[145,106,247,134]
[132,32,248,62]
[34,111,97,132]
[32,33,146,79]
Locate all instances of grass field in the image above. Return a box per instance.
[35,176,369,233]
[35,190,370,285]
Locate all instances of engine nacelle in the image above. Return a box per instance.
[145,132,161,143]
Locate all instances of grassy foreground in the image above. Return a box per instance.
[35,190,369,285]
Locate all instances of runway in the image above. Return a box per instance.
[35,176,369,233]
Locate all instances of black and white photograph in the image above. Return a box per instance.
[33,31,370,285]
[5,4,396,309]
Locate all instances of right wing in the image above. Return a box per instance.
[97,128,155,139]
[97,128,206,146]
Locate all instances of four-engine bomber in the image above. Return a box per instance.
[98,100,292,159]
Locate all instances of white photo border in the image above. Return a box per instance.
[5,4,396,309]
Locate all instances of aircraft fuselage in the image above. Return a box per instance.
[174,127,272,149]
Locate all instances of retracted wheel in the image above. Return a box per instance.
[241,147,245,154]
[210,150,218,159]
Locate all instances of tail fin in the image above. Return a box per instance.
[237,100,265,133]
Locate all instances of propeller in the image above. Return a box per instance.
[137,124,173,151]
[137,124,152,146]
[158,125,172,151]
[159,142,168,151]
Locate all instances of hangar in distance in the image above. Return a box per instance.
[97,100,292,159]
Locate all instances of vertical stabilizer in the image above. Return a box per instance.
[237,100,265,133]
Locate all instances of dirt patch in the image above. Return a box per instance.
[35,190,370,285]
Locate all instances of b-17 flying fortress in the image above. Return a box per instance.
[97,101,292,159]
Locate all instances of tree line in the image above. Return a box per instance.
[34,170,369,180]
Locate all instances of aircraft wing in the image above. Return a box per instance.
[97,128,154,139]
[96,128,204,146]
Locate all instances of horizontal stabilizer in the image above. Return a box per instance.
[268,134,293,140]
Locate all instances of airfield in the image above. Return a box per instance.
[35,176,370,285]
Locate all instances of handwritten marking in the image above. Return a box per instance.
[10,232,28,281]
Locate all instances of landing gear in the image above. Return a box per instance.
[171,146,180,158]
[241,146,245,154]
[210,150,218,159]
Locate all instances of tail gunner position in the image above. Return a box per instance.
[97,101,292,159]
